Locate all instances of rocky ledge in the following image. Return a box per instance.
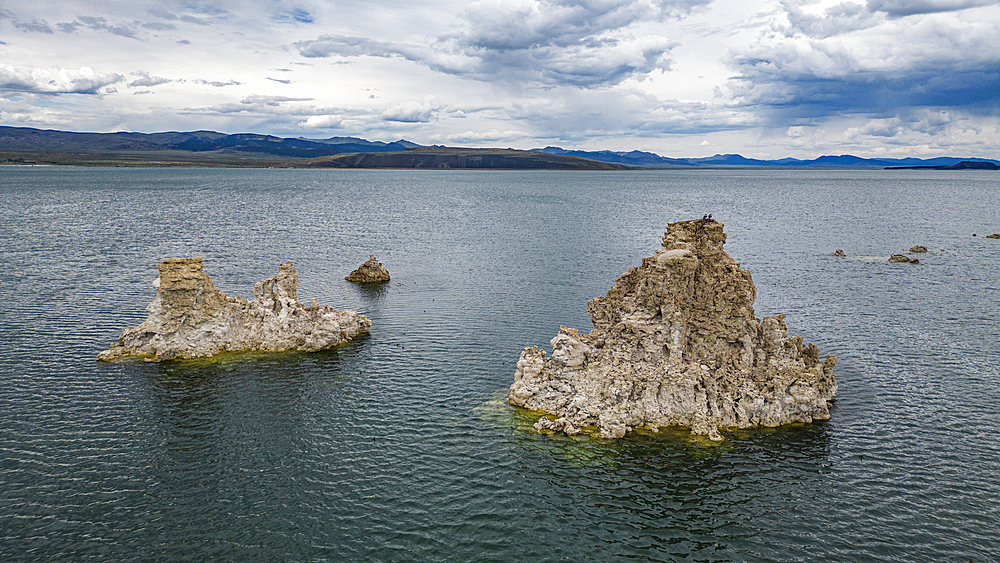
[508,219,837,441]
[98,258,370,362]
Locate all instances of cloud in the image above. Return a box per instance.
[147,7,212,26]
[0,64,123,95]
[57,21,82,33]
[12,17,54,33]
[446,128,529,144]
[141,22,176,31]
[294,0,703,87]
[75,16,140,39]
[295,35,399,58]
[381,98,439,123]
[867,0,998,17]
[241,94,314,106]
[194,79,242,87]
[267,77,293,84]
[728,4,1000,123]
[849,117,903,138]
[275,7,314,24]
[301,114,341,128]
[128,71,171,88]
[781,1,886,38]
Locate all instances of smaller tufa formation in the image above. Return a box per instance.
[986,233,1000,239]
[889,254,919,264]
[346,255,390,283]
[831,249,846,257]
[98,258,370,362]
[509,219,837,441]
[909,246,928,253]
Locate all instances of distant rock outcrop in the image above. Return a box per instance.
[345,255,390,283]
[889,254,919,264]
[98,258,370,362]
[831,249,846,256]
[909,246,928,253]
[986,234,1000,239]
[508,219,837,441]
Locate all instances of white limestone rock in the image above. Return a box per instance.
[508,219,837,441]
[98,257,370,361]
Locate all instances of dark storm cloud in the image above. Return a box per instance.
[867,0,997,17]
[293,0,703,87]
[728,1,1000,124]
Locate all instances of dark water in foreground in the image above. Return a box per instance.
[1,168,998,562]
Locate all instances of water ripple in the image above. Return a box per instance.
[2,168,998,562]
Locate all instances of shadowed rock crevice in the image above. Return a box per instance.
[508,219,837,441]
[98,257,370,361]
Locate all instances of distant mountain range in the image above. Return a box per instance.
[1,126,997,169]
[0,126,417,159]
[535,146,1000,169]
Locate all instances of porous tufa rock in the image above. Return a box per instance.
[909,246,928,253]
[889,254,919,264]
[831,249,846,256]
[97,257,370,362]
[508,219,837,441]
[986,233,1000,239]
[346,255,390,283]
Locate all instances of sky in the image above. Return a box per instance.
[1,0,998,158]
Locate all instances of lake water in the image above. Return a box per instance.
[1,167,998,562]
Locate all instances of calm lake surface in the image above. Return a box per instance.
[1,167,998,562]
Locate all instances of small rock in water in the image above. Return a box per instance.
[986,233,1000,239]
[831,249,846,256]
[508,219,837,441]
[346,255,390,283]
[889,254,919,264]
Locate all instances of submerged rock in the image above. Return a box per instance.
[98,258,370,362]
[909,246,928,253]
[889,254,919,264]
[831,249,846,256]
[508,219,837,441]
[345,255,390,283]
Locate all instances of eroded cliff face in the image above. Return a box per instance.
[508,220,837,441]
[98,257,370,361]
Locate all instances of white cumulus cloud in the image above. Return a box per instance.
[302,114,342,128]
[0,64,123,95]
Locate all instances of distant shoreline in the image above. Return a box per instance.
[884,160,999,171]
[2,126,998,170]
